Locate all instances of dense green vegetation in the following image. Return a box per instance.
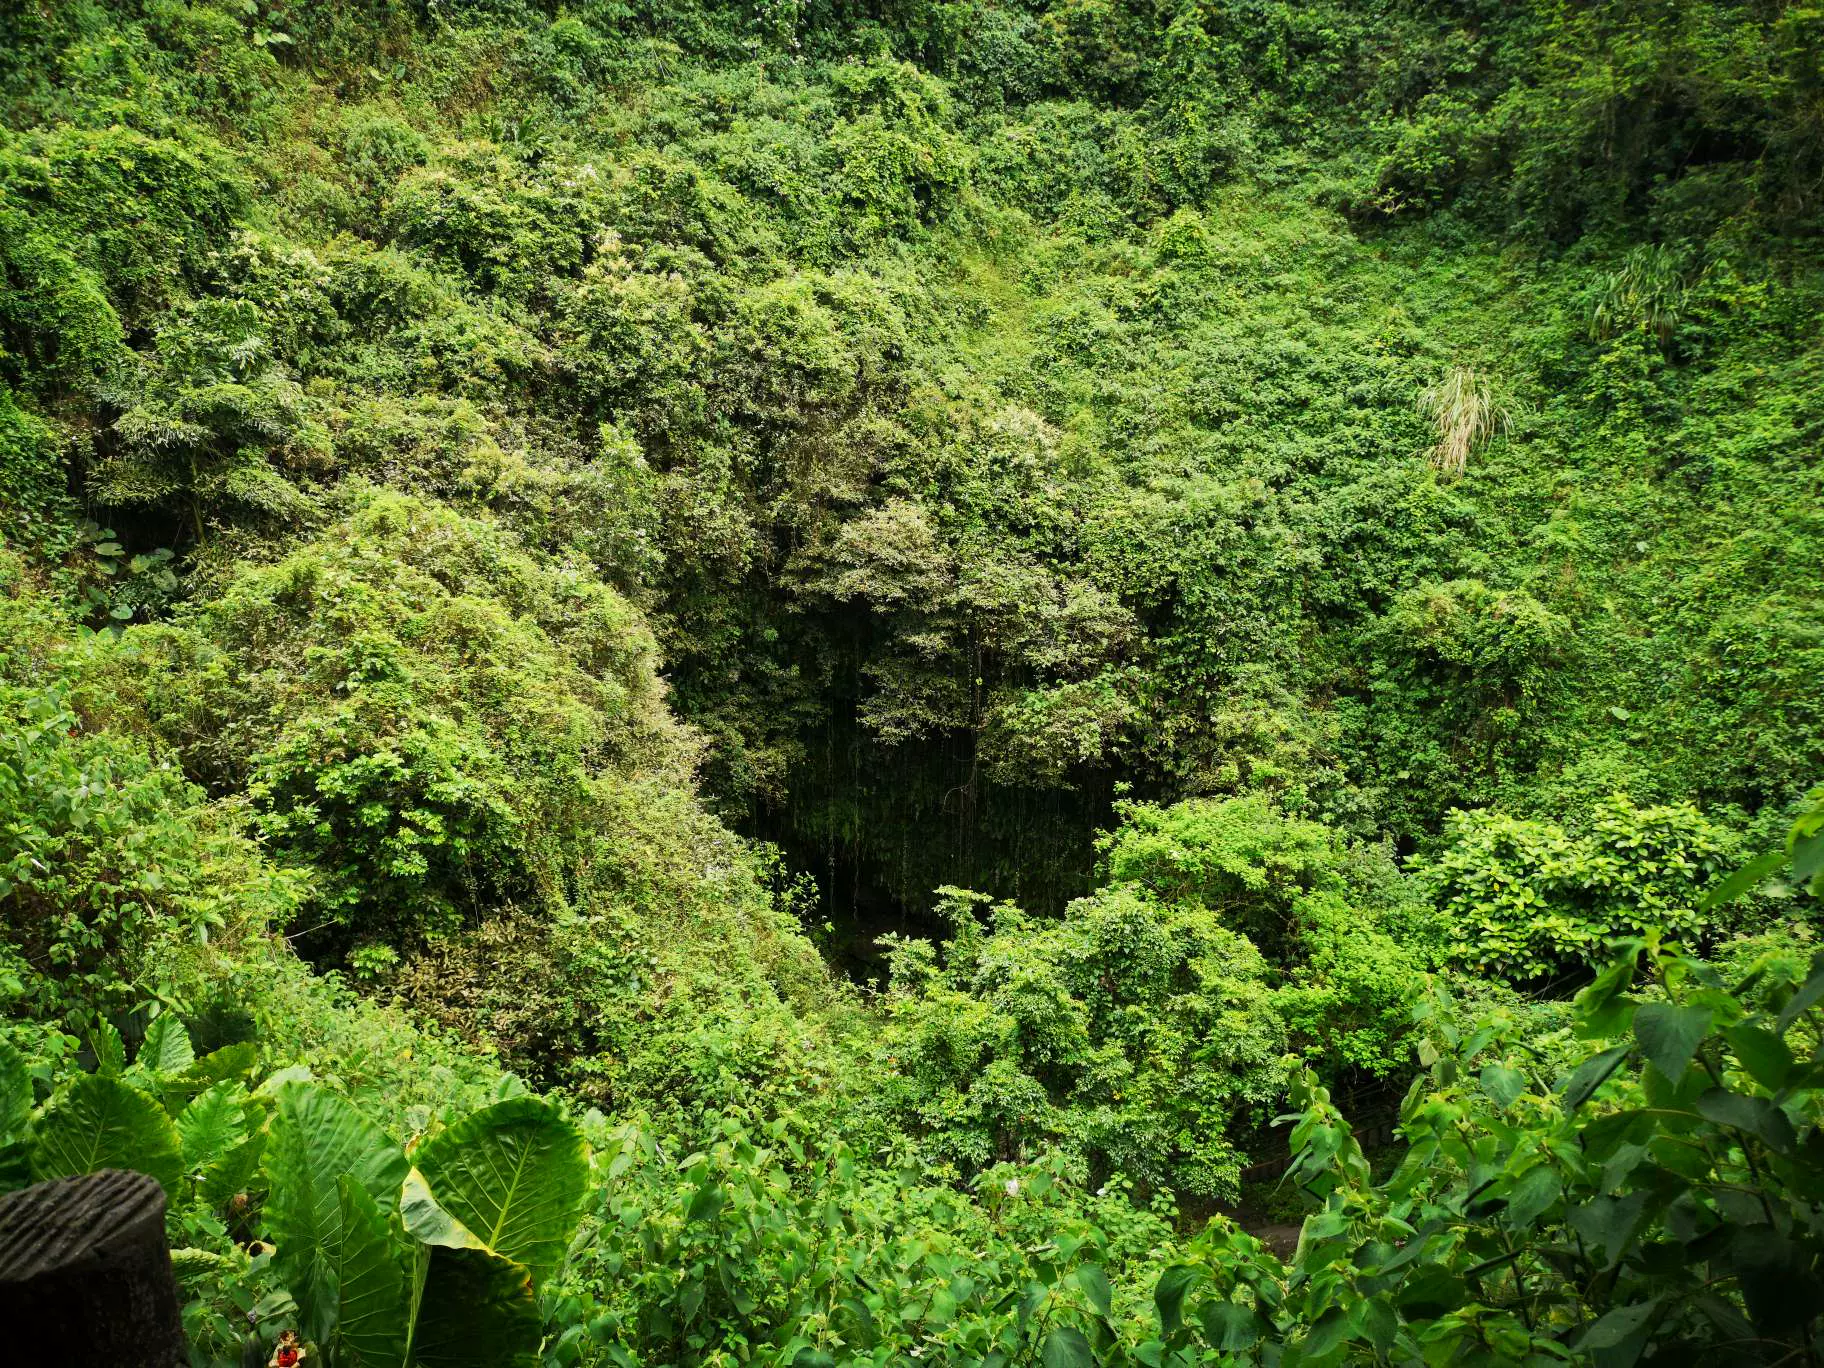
[2,0,1822,1362]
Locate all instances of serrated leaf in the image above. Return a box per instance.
[407,1097,588,1290]
[1577,1298,1659,1349]
[1301,1306,1347,1358]
[1695,1088,1796,1151]
[1633,1002,1711,1081]
[262,1082,408,1346]
[30,1074,182,1194]
[1503,1163,1560,1228]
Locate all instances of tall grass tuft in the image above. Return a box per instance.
[1417,366,1507,477]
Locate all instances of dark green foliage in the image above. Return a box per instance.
[0,0,1820,1363]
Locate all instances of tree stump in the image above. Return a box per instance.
[0,1168,187,1366]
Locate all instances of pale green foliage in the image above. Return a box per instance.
[1421,795,1738,980]
[1415,366,1507,477]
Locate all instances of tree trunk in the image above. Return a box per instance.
[0,1168,187,1366]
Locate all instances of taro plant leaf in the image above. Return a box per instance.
[176,1079,247,1178]
[333,1175,407,1368]
[262,1082,408,1347]
[160,1042,261,1114]
[0,1042,29,1140]
[134,1012,195,1078]
[407,1246,540,1368]
[29,1074,182,1194]
[202,1129,265,1208]
[89,1020,125,1077]
[1633,1002,1711,1082]
[406,1097,587,1289]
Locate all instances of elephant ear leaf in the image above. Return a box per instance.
[262,1082,408,1347]
[0,1042,30,1141]
[408,1097,587,1289]
[134,1013,195,1080]
[177,1080,247,1181]
[30,1074,182,1194]
[408,1246,540,1368]
[333,1176,407,1368]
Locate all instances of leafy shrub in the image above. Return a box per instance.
[1422,795,1738,981]
[0,677,301,1026]
[135,490,682,953]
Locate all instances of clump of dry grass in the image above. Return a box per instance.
[1417,366,1507,477]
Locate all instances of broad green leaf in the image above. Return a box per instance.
[1480,1064,1524,1111]
[1154,1264,1198,1336]
[1503,1163,1560,1229]
[135,1013,195,1078]
[1699,850,1786,910]
[401,1167,485,1250]
[333,1176,407,1368]
[1301,1306,1348,1359]
[89,1020,125,1077]
[162,1042,258,1111]
[1040,1326,1094,1368]
[1199,1300,1263,1351]
[177,1080,247,1179]
[408,1097,587,1289]
[1792,830,1824,886]
[408,1247,540,1368]
[30,1074,182,1194]
[1568,1192,1649,1269]
[0,1042,30,1140]
[1775,954,1824,1036]
[202,1130,266,1208]
[1695,1087,1797,1151]
[1076,1263,1112,1320]
[1577,1298,1660,1350]
[1724,1023,1794,1091]
[263,1082,408,1346]
[1562,1044,1631,1110]
[1633,1002,1711,1081]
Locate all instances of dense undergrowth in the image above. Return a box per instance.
[2,0,1823,1363]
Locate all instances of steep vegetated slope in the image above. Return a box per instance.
[2,0,1823,1363]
